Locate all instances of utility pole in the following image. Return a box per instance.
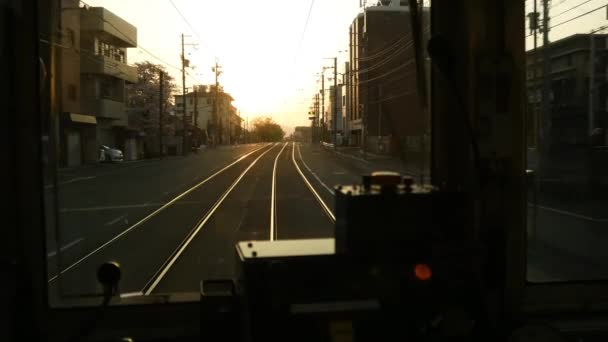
[532,0,539,151]
[589,33,595,135]
[213,61,223,146]
[321,73,325,143]
[378,84,382,152]
[194,86,199,148]
[159,70,164,159]
[194,86,198,129]
[333,57,338,149]
[181,33,188,155]
[540,0,551,155]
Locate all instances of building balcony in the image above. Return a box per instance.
[81,54,137,83]
[81,7,137,47]
[81,97,127,126]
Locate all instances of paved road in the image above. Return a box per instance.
[47,142,340,297]
[45,142,608,300]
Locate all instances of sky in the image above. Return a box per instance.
[84,0,608,134]
[85,0,361,135]
[524,0,608,49]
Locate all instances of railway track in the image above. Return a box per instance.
[49,142,336,297]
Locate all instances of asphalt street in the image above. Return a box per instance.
[45,142,608,300]
[47,142,342,296]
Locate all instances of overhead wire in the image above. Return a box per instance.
[168,0,201,42]
[526,1,606,38]
[296,0,316,57]
[358,60,414,85]
[354,40,415,74]
[553,0,596,19]
[551,3,607,29]
[357,36,408,61]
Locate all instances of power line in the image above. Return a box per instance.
[167,0,215,57]
[358,60,414,85]
[357,27,428,62]
[354,40,414,74]
[553,0,595,19]
[551,3,607,29]
[357,37,408,61]
[526,2,606,37]
[168,0,201,41]
[296,0,316,55]
[368,89,415,104]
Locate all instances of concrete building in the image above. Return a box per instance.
[527,33,608,150]
[326,84,345,145]
[341,62,351,145]
[59,0,98,166]
[294,126,312,143]
[80,6,137,152]
[527,33,608,184]
[58,2,137,166]
[348,0,429,158]
[174,85,242,145]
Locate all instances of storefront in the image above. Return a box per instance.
[60,113,98,167]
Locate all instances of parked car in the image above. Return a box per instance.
[99,145,124,162]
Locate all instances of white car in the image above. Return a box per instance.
[100,145,124,162]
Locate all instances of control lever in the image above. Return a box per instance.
[69,261,122,342]
[97,261,121,302]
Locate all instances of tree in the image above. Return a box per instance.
[126,61,177,137]
[252,117,285,142]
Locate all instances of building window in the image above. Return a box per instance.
[342,95,346,106]
[65,28,75,47]
[189,98,193,104]
[68,84,77,101]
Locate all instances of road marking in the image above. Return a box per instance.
[329,148,371,164]
[297,143,334,196]
[48,144,271,283]
[528,203,608,223]
[45,176,97,189]
[61,203,163,213]
[270,142,289,241]
[47,238,84,258]
[142,144,278,295]
[104,214,127,226]
[292,143,335,222]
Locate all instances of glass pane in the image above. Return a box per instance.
[42,0,431,303]
[525,0,608,282]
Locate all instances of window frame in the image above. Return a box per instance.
[13,1,608,341]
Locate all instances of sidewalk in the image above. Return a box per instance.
[52,144,250,185]
[321,143,430,182]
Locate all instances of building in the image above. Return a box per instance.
[294,126,312,143]
[326,84,345,145]
[527,33,608,150]
[527,33,608,185]
[174,85,242,145]
[59,0,96,166]
[58,1,138,166]
[348,0,429,158]
[80,6,138,151]
[341,62,351,145]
